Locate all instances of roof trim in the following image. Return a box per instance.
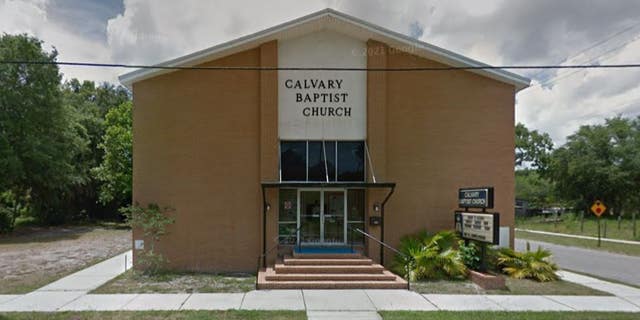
[119,8,530,91]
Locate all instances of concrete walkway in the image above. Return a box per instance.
[1,251,640,315]
[516,228,640,245]
[0,250,132,312]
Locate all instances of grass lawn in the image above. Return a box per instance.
[516,230,640,257]
[411,278,609,296]
[516,213,640,241]
[92,270,255,294]
[381,311,640,320]
[0,224,130,294]
[0,311,304,320]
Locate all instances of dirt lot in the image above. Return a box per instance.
[0,225,131,294]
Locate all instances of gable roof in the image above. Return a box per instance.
[119,8,530,91]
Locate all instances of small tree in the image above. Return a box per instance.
[120,203,174,275]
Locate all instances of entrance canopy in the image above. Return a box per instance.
[260,181,396,267]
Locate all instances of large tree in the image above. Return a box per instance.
[61,79,130,218]
[549,116,640,215]
[515,122,554,173]
[0,34,87,223]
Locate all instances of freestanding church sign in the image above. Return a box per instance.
[278,31,366,140]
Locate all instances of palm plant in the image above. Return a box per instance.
[392,230,467,281]
[497,244,559,282]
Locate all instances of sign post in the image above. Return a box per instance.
[454,187,499,273]
[590,200,607,247]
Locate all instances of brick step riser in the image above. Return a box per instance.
[274,266,385,274]
[257,281,408,290]
[292,253,363,259]
[265,274,397,281]
[283,259,373,266]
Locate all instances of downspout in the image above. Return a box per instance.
[261,184,267,268]
[379,184,395,266]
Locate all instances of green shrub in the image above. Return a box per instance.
[0,206,15,233]
[497,244,559,282]
[0,190,29,233]
[392,230,467,281]
[120,203,175,275]
[459,240,481,270]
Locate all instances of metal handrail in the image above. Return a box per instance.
[348,226,412,290]
[255,224,304,288]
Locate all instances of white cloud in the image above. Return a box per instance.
[517,37,640,144]
[2,0,640,145]
[0,0,121,82]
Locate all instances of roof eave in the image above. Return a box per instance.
[119,8,531,91]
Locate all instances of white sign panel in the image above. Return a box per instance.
[459,212,499,244]
[278,31,366,140]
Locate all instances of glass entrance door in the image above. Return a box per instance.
[323,191,345,244]
[298,189,346,245]
[299,191,321,244]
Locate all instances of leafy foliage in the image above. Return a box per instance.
[515,170,559,208]
[497,245,559,282]
[121,203,175,275]
[516,122,554,172]
[458,240,481,271]
[392,230,467,281]
[93,101,133,205]
[0,34,86,224]
[549,116,640,215]
[0,34,131,228]
[0,190,29,233]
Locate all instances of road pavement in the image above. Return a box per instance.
[516,238,640,287]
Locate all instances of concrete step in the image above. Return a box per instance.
[257,279,408,290]
[274,264,385,274]
[283,257,373,266]
[292,252,363,259]
[264,268,397,281]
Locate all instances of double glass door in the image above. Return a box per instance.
[298,189,346,245]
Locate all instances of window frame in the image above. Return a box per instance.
[279,140,366,183]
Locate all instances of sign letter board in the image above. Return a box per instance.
[458,187,494,209]
[454,211,500,245]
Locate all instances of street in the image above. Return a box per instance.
[515,238,640,287]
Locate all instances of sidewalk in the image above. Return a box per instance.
[516,228,640,245]
[0,250,132,312]
[1,251,640,315]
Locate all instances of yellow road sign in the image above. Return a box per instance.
[591,200,607,217]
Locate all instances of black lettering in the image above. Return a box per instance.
[328,108,335,116]
[302,107,311,116]
[335,79,343,89]
[296,93,303,102]
[311,107,319,116]
[344,107,351,117]
[285,79,293,89]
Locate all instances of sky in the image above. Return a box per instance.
[2,0,640,145]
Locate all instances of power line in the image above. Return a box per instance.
[533,20,640,82]
[2,60,640,71]
[539,34,640,87]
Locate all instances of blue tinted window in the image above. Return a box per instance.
[308,141,336,181]
[281,141,306,181]
[337,142,365,181]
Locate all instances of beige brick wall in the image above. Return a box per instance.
[131,38,516,272]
